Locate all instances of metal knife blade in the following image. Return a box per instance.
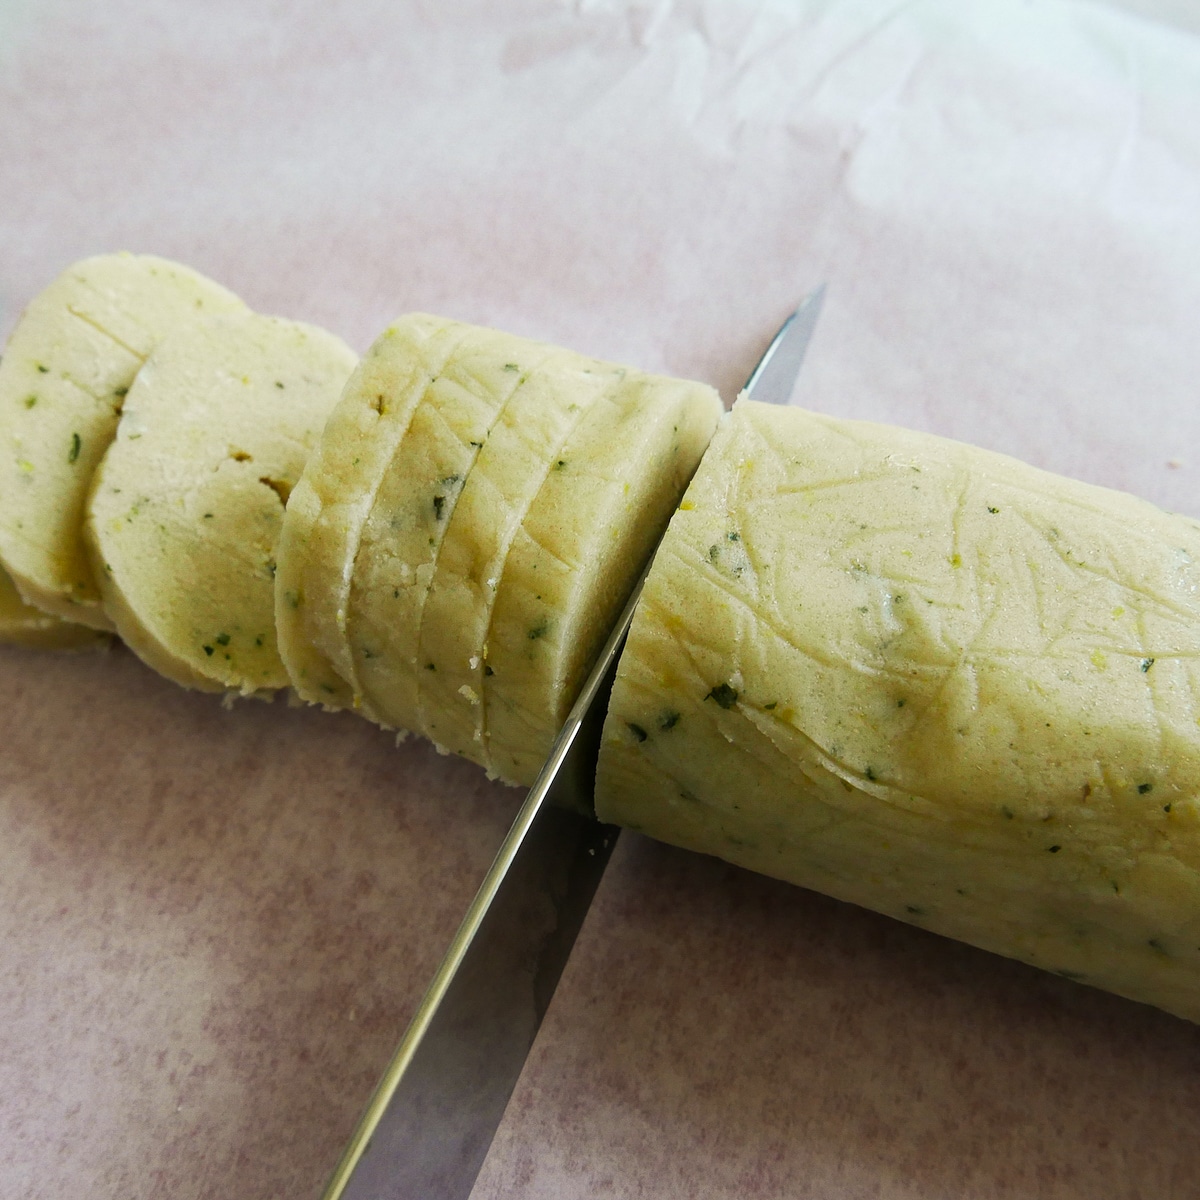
[321,289,827,1200]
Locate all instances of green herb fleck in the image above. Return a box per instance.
[503,362,519,372]
[726,530,740,542]
[469,440,483,448]
[949,552,962,568]
[659,710,680,731]
[905,905,924,916]
[706,683,738,709]
[215,633,230,646]
[425,662,436,671]
[1164,803,1173,813]
[554,459,567,470]
[35,363,48,373]
[1149,938,1167,953]
[433,495,445,520]
[1048,844,1062,853]
[1138,782,1153,794]
[626,722,647,742]
[865,766,877,782]
[202,644,214,656]
[896,698,906,708]
[114,386,128,398]
[203,513,214,519]
[441,474,461,487]
[528,618,550,641]
[1002,806,1015,819]
[708,544,720,563]
[68,433,81,463]
[275,380,285,389]
[987,505,999,514]
[484,664,494,676]
[1141,657,1155,672]
[764,701,777,710]
[254,635,264,647]
[24,395,37,408]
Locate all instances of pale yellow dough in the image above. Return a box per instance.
[85,312,355,693]
[274,314,467,708]
[596,400,1200,1023]
[0,253,246,629]
[0,563,109,651]
[347,325,561,732]
[482,374,721,785]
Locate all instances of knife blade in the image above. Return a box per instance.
[321,286,826,1200]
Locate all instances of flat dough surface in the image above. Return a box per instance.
[597,400,1200,1021]
[86,312,355,693]
[0,253,246,628]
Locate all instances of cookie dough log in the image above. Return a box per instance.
[0,563,109,650]
[596,399,1200,1023]
[85,312,356,693]
[347,325,561,731]
[274,315,468,708]
[483,375,722,785]
[0,253,247,630]
[412,346,641,768]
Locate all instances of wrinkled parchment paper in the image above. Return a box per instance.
[2,2,1199,1196]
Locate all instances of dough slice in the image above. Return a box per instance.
[0,253,246,629]
[0,563,109,650]
[596,400,1200,1023]
[415,348,627,765]
[347,326,557,731]
[482,374,721,785]
[85,312,355,693]
[274,314,467,708]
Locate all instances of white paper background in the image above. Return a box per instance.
[1,2,1199,1197]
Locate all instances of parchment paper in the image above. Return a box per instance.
[2,2,1199,1197]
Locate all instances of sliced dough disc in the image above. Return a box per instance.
[415,347,628,765]
[482,374,721,785]
[274,314,467,708]
[0,253,246,629]
[85,312,355,693]
[0,563,109,651]
[596,399,1200,1023]
[347,325,558,731]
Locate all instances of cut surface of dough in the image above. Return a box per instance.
[414,346,631,765]
[596,399,1200,1023]
[0,253,246,629]
[274,314,467,708]
[347,325,559,732]
[483,374,721,785]
[86,312,355,693]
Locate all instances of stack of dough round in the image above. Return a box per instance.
[596,399,1200,1023]
[85,312,356,694]
[0,564,109,650]
[0,253,247,631]
[279,314,722,783]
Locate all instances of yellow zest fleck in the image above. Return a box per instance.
[1091,648,1108,670]
[679,500,695,511]
[17,459,34,473]
[949,552,962,568]
[1111,606,1125,618]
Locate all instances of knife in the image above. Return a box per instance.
[321,285,827,1200]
